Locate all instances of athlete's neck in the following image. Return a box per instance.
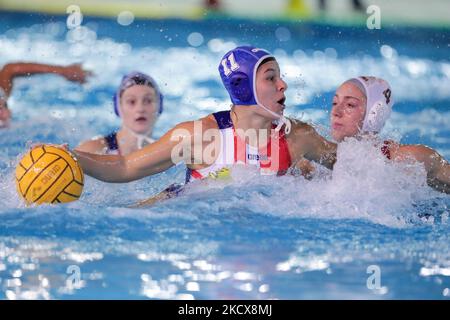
[118,126,153,153]
[231,105,274,148]
[231,105,273,131]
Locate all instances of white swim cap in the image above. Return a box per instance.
[347,76,394,134]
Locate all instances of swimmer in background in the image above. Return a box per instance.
[66,46,336,204]
[76,72,163,155]
[295,76,450,194]
[0,62,91,128]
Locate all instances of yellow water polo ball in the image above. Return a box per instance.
[15,145,84,205]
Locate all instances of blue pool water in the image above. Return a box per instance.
[0,12,450,299]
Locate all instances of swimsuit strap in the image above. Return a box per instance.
[104,132,119,153]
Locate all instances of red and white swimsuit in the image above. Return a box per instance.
[186,110,292,182]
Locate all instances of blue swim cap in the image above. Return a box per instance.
[219,46,274,106]
[113,71,163,117]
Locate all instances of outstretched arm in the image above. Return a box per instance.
[293,157,316,179]
[0,62,91,95]
[396,144,450,194]
[288,120,337,170]
[73,121,195,183]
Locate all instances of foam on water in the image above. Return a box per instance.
[179,137,447,228]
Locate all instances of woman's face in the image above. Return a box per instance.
[119,85,158,134]
[254,60,287,120]
[330,82,367,142]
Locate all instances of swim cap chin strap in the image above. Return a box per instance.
[122,125,155,149]
[257,103,292,134]
[252,58,292,135]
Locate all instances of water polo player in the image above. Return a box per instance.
[76,71,163,155]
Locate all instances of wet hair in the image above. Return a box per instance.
[257,57,276,72]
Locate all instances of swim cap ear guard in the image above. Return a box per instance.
[351,76,394,134]
[113,72,164,117]
[229,72,253,103]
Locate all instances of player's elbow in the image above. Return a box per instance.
[1,63,24,76]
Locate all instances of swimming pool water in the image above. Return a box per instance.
[0,12,449,299]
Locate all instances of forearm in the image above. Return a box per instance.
[73,150,131,182]
[73,121,196,183]
[317,146,337,170]
[289,122,336,170]
[294,157,315,179]
[306,137,337,170]
[73,146,176,183]
[427,176,450,194]
[428,164,450,194]
[411,146,450,194]
[3,62,66,78]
